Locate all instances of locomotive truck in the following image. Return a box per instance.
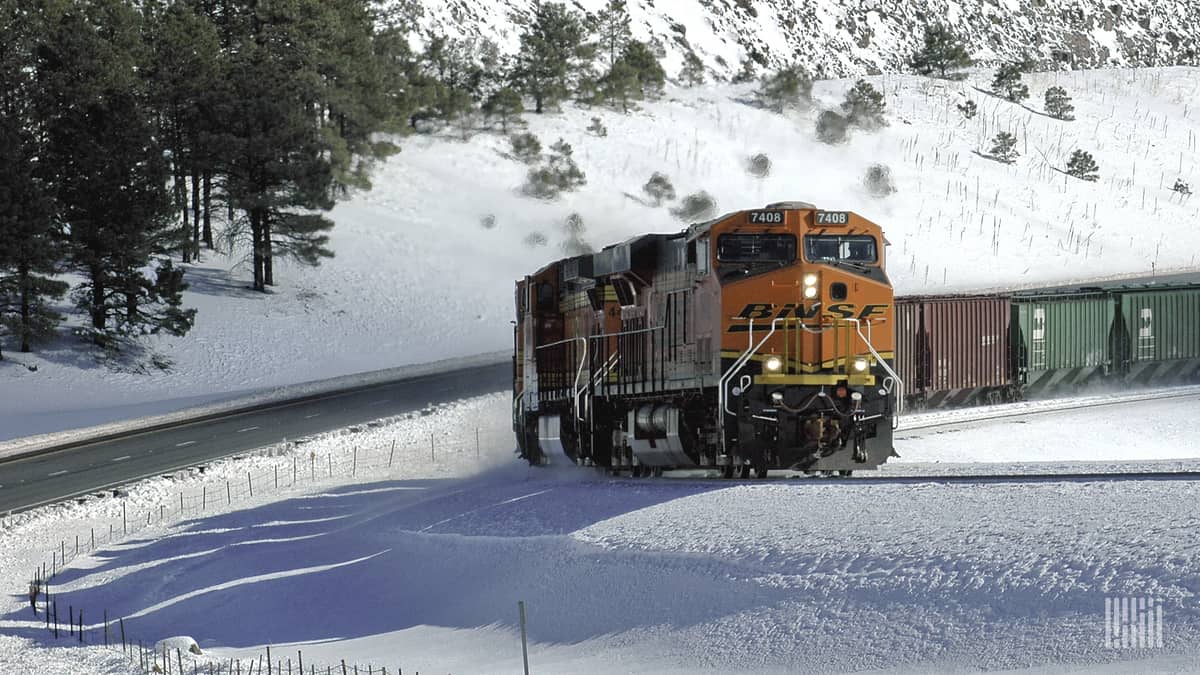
[512,202,901,478]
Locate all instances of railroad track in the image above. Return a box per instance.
[635,467,1200,485]
[896,385,1200,433]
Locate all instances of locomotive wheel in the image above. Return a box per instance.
[721,465,735,479]
[838,470,853,477]
[738,465,751,479]
[754,463,769,479]
[652,467,664,478]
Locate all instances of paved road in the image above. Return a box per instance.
[0,362,511,514]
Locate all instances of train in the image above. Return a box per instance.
[513,203,1200,476]
[897,285,1200,408]
[512,202,900,477]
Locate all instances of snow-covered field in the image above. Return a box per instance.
[2,66,1197,442]
[3,391,1200,674]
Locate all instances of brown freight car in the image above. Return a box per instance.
[893,295,1017,408]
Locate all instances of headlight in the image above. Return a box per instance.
[803,286,818,299]
[853,358,869,372]
[765,355,783,372]
[803,273,818,286]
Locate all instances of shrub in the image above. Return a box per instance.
[561,212,593,254]
[957,99,978,119]
[1172,178,1192,196]
[669,190,718,222]
[1044,86,1075,120]
[679,51,705,86]
[522,138,587,199]
[587,116,608,137]
[992,63,1029,103]
[642,172,676,206]
[480,214,497,229]
[1066,149,1099,182]
[815,110,849,144]
[755,65,812,112]
[483,87,525,133]
[746,153,771,179]
[863,164,896,197]
[841,79,887,129]
[989,131,1019,163]
[510,132,542,164]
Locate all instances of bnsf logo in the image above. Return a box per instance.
[734,302,889,322]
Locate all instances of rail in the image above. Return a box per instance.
[848,317,905,427]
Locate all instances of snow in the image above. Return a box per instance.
[3,391,1200,673]
[3,66,1197,446]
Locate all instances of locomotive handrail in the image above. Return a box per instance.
[717,318,785,455]
[535,336,588,421]
[847,317,904,426]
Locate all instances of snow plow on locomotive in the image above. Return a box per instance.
[513,202,901,477]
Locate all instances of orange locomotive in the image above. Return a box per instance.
[513,201,901,477]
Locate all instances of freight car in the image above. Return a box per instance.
[512,202,902,477]
[895,284,1200,409]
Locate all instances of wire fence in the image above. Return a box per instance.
[21,424,516,675]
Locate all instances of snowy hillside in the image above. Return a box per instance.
[418,0,1200,79]
[2,66,1198,441]
[3,392,1200,673]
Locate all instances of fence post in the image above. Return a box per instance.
[75,534,79,555]
[476,428,480,458]
[52,600,58,638]
[68,605,73,637]
[298,650,303,674]
[519,600,530,675]
[61,540,65,564]
[352,446,357,476]
[311,454,315,480]
[227,481,232,505]
[266,645,271,674]
[104,609,108,646]
[181,492,185,514]
[293,457,297,486]
[78,608,83,643]
[123,501,127,535]
[120,617,126,653]
[328,454,332,477]
[91,527,95,550]
[275,465,279,489]
[430,434,435,462]
[161,504,165,522]
[247,472,253,497]
[178,648,184,674]
[388,440,395,468]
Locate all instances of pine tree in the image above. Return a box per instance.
[841,79,887,129]
[620,41,665,99]
[35,1,194,347]
[992,63,1029,103]
[679,51,705,87]
[599,59,639,112]
[1044,86,1075,120]
[484,87,525,133]
[216,0,400,291]
[756,65,812,113]
[145,2,223,264]
[513,2,586,113]
[0,1,67,355]
[1066,149,1100,181]
[595,0,632,72]
[909,24,972,79]
[989,131,1019,163]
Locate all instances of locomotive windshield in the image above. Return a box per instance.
[804,235,878,264]
[716,234,796,264]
